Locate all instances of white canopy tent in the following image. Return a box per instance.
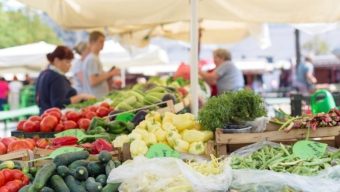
[0,41,168,69]
[0,41,55,71]
[18,0,340,115]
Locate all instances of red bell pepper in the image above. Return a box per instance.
[52,136,78,147]
[93,139,113,153]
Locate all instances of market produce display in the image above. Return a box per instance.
[17,103,113,133]
[276,108,340,132]
[112,111,214,157]
[231,143,340,176]
[22,150,121,192]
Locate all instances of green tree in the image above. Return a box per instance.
[0,4,60,48]
[302,36,329,55]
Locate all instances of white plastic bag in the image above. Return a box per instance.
[247,116,270,133]
[107,156,232,192]
[231,166,340,192]
[229,141,340,192]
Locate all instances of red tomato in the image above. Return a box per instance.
[40,115,58,132]
[16,120,26,131]
[87,106,98,113]
[22,121,36,132]
[23,139,35,150]
[5,179,23,192]
[66,111,81,122]
[0,138,16,148]
[7,141,31,152]
[36,138,49,149]
[0,171,5,187]
[46,110,61,121]
[33,121,40,132]
[96,107,110,117]
[28,116,42,122]
[10,170,24,180]
[0,186,9,192]
[84,111,96,120]
[0,142,7,155]
[100,102,111,109]
[45,107,61,114]
[78,118,91,130]
[2,169,14,183]
[63,120,78,130]
[54,123,65,132]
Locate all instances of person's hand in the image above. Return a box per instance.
[109,68,120,77]
[80,93,96,100]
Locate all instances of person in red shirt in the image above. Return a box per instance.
[0,77,9,111]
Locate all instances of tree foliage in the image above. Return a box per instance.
[0,4,61,48]
[302,36,329,55]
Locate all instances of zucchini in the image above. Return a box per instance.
[85,177,102,192]
[40,187,54,192]
[72,166,88,181]
[98,151,112,163]
[29,167,38,176]
[68,160,89,170]
[105,160,115,176]
[65,175,87,192]
[31,163,56,191]
[95,174,107,186]
[102,183,120,192]
[57,165,70,177]
[53,151,90,166]
[50,175,70,192]
[18,184,31,192]
[87,161,105,177]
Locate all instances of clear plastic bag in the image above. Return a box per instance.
[107,156,232,192]
[229,141,340,192]
[247,116,270,133]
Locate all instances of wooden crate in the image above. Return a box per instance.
[0,150,34,168]
[215,126,340,156]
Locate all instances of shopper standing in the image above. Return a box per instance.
[8,76,23,110]
[0,77,9,111]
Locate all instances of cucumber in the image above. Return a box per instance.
[50,175,70,192]
[40,187,54,192]
[65,175,87,192]
[72,166,88,181]
[68,160,90,170]
[57,165,70,177]
[18,184,31,192]
[85,177,102,192]
[102,183,120,192]
[87,161,105,177]
[31,163,56,191]
[98,151,112,163]
[95,174,107,186]
[53,151,90,166]
[105,160,115,176]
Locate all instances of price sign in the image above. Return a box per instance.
[293,140,327,159]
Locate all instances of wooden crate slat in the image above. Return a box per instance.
[216,126,340,144]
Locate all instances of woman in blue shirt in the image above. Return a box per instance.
[36,46,94,114]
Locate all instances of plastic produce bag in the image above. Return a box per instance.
[107,156,232,192]
[247,116,270,133]
[229,141,340,192]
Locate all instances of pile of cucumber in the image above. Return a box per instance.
[20,150,121,192]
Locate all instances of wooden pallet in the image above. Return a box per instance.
[215,126,340,156]
[0,150,34,168]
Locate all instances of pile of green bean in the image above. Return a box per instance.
[231,144,340,176]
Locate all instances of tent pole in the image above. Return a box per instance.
[190,0,199,116]
[295,29,301,66]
